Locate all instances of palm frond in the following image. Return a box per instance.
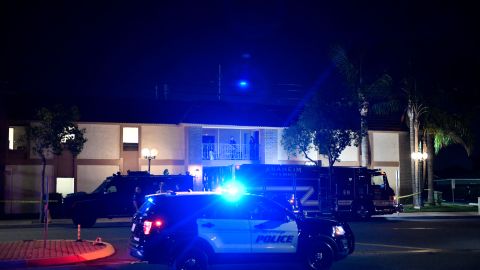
[427,109,473,156]
[330,46,358,88]
[371,100,401,116]
[365,74,392,98]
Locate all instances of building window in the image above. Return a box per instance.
[56,177,75,197]
[8,126,27,150]
[123,127,139,151]
[8,128,13,150]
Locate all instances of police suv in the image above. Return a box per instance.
[130,191,354,270]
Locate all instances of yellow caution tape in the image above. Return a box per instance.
[397,192,421,199]
[0,200,60,204]
[397,188,434,199]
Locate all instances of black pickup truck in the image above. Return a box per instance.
[63,171,193,227]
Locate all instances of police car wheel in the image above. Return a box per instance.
[306,244,333,270]
[173,248,208,270]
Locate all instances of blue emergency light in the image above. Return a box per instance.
[218,181,245,202]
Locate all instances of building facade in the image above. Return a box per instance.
[3,120,411,215]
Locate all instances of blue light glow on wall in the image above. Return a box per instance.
[237,80,250,89]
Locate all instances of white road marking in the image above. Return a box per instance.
[392,227,437,230]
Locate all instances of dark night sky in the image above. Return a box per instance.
[1,0,480,174]
[1,1,479,100]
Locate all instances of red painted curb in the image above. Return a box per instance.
[4,241,116,267]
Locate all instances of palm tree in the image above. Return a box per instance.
[331,46,397,168]
[424,109,473,204]
[402,78,473,207]
[402,78,427,208]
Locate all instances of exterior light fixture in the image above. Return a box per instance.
[411,152,428,161]
[142,148,158,173]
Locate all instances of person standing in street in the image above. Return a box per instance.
[132,186,145,212]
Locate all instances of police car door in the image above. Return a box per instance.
[197,198,251,253]
[249,197,298,253]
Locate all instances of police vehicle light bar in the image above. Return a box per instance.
[217,181,245,202]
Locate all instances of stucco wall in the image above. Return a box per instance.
[187,126,202,165]
[398,132,413,198]
[77,165,119,193]
[3,165,54,214]
[372,132,399,162]
[338,145,359,162]
[141,125,185,160]
[263,129,278,164]
[140,165,185,176]
[78,124,120,159]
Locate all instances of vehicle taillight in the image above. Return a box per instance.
[143,219,163,235]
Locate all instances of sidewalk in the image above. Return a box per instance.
[381,211,480,218]
[0,239,115,268]
[0,217,132,228]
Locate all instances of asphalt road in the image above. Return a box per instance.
[1,217,480,270]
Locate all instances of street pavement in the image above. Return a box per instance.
[0,239,114,268]
[0,212,478,268]
[0,218,126,268]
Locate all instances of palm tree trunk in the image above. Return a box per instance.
[414,119,420,208]
[360,114,369,168]
[408,106,417,207]
[427,132,434,205]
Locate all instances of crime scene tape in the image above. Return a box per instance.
[397,188,433,199]
[0,200,61,204]
[397,192,421,199]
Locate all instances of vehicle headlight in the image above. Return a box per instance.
[333,225,346,237]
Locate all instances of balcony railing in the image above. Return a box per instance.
[202,143,259,160]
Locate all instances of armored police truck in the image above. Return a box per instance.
[203,164,398,219]
[130,191,355,270]
[63,171,193,227]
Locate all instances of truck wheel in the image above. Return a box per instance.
[172,248,208,270]
[354,203,372,220]
[305,243,333,270]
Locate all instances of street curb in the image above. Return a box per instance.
[379,213,480,220]
[0,218,132,229]
[0,240,115,268]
